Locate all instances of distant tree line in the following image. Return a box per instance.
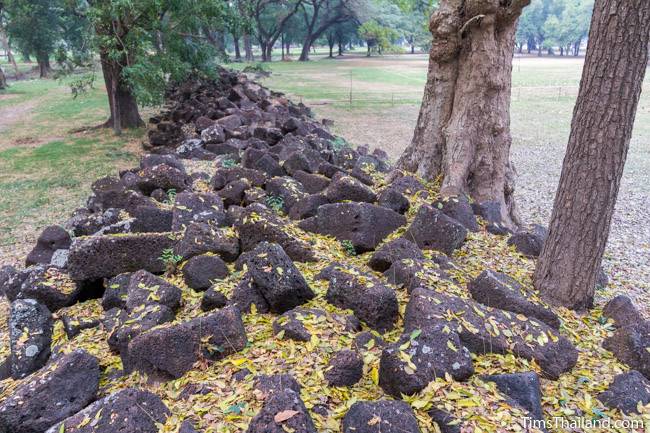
[0,0,596,117]
[517,0,594,56]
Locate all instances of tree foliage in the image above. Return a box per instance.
[516,0,593,55]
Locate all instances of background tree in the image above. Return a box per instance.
[253,0,302,61]
[534,0,650,310]
[79,0,230,132]
[395,0,530,228]
[297,0,354,61]
[4,0,63,77]
[357,19,396,55]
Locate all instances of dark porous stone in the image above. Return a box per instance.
[403,205,467,255]
[468,270,560,329]
[603,321,650,379]
[377,187,410,214]
[288,193,330,220]
[323,264,398,332]
[102,272,132,310]
[172,191,226,230]
[379,324,473,398]
[432,195,479,232]
[67,232,176,281]
[384,258,451,294]
[135,163,192,195]
[482,372,544,421]
[236,204,316,262]
[128,306,247,380]
[200,287,228,312]
[342,400,421,433]
[292,170,330,194]
[16,265,81,312]
[353,331,385,351]
[507,224,548,257]
[254,374,302,397]
[182,254,229,290]
[108,304,175,371]
[218,178,251,207]
[62,315,101,339]
[126,269,182,312]
[130,205,174,233]
[0,350,99,433]
[389,175,426,195]
[246,388,316,433]
[45,387,170,433]
[9,299,53,379]
[273,308,324,342]
[428,408,461,433]
[244,242,314,313]
[265,176,308,213]
[325,350,363,387]
[368,238,424,272]
[325,175,377,203]
[598,370,650,414]
[175,221,240,262]
[405,288,578,380]
[299,203,405,253]
[25,225,72,266]
[603,295,643,327]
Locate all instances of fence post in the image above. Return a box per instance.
[349,71,352,107]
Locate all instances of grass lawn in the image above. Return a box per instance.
[0,76,143,265]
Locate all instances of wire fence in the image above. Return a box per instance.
[285,82,650,108]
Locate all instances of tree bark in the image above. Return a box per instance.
[99,51,144,132]
[0,29,19,78]
[395,0,529,228]
[234,36,242,61]
[337,41,343,56]
[36,52,51,78]
[534,0,650,310]
[243,34,254,61]
[0,66,7,89]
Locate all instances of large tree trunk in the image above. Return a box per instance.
[36,52,51,78]
[100,52,143,133]
[299,39,312,61]
[534,0,650,310]
[0,29,19,78]
[0,66,7,89]
[233,36,242,61]
[243,34,254,61]
[395,0,529,228]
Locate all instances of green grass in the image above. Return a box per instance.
[0,73,142,255]
[0,132,140,247]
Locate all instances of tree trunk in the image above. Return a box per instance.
[338,41,343,56]
[100,52,143,133]
[244,34,254,61]
[260,41,269,61]
[281,34,285,60]
[299,39,311,61]
[0,66,7,89]
[534,0,650,310]
[286,41,291,56]
[0,29,19,78]
[573,39,581,56]
[329,42,334,57]
[264,43,273,61]
[395,0,529,228]
[234,36,242,61]
[36,52,50,78]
